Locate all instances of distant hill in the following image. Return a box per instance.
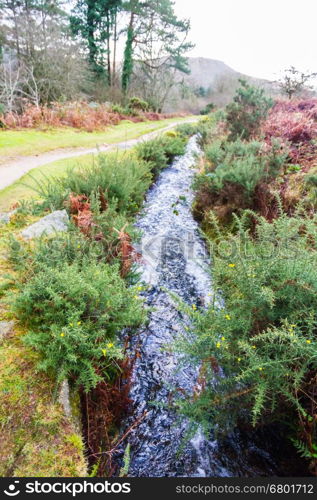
[167,57,279,113]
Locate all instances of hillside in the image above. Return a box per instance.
[169,57,278,112]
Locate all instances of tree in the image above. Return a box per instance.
[70,0,122,85]
[279,66,317,100]
[121,0,193,105]
[0,0,89,109]
[226,79,273,141]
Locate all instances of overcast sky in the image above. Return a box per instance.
[173,0,317,81]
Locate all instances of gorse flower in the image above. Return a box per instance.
[228,264,236,268]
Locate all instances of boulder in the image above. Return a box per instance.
[21,210,69,239]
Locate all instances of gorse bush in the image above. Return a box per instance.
[226,79,273,141]
[14,260,145,390]
[177,210,317,462]
[11,131,190,393]
[128,97,150,112]
[200,103,215,115]
[136,135,186,178]
[205,139,286,195]
[33,153,152,215]
[193,138,287,224]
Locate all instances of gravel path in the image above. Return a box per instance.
[0,119,198,191]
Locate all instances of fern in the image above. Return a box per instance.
[119,444,131,477]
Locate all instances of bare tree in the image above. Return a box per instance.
[279,66,317,99]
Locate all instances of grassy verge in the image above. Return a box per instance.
[0,117,193,162]
[0,117,195,212]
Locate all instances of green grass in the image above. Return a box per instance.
[0,154,95,211]
[0,117,195,211]
[0,117,193,162]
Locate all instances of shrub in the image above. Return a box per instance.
[136,135,186,178]
[1,101,180,131]
[193,139,287,222]
[200,103,215,115]
[33,153,153,215]
[226,79,274,140]
[128,97,150,112]
[176,123,197,138]
[177,210,317,464]
[14,261,145,390]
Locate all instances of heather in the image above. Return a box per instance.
[262,98,317,167]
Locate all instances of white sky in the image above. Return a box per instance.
[173,0,317,81]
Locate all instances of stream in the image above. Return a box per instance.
[115,136,299,477]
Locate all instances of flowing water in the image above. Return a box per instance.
[115,136,292,477]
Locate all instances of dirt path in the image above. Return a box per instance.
[0,119,198,191]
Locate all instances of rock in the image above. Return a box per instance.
[21,210,69,239]
[0,320,14,342]
[0,210,16,225]
[58,380,72,418]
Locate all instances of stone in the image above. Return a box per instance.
[21,210,69,239]
[0,320,14,342]
[0,210,16,225]
[58,379,72,418]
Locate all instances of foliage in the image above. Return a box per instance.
[121,0,193,103]
[70,0,122,81]
[121,23,134,92]
[136,135,186,177]
[194,138,287,222]
[177,210,317,461]
[176,122,200,138]
[128,96,150,111]
[32,152,153,214]
[226,79,273,141]
[200,103,215,115]
[263,105,317,145]
[278,67,317,100]
[14,260,145,391]
[0,101,180,131]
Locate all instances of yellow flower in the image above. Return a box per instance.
[60,333,65,337]
[133,295,138,300]
[228,264,236,268]
[216,342,221,349]
[77,245,81,249]
[102,349,107,356]
[107,343,114,349]
[306,340,312,344]
[69,323,73,327]
[192,304,197,310]
[259,367,263,371]
[77,321,81,326]
[237,357,241,362]
[221,336,226,341]
[252,345,256,349]
[137,286,143,291]
[225,315,231,321]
